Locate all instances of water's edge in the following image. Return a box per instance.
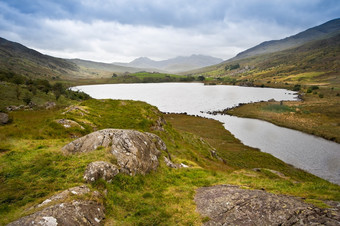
[73,83,340,185]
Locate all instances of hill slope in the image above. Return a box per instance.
[189,27,340,87]
[0,37,79,79]
[231,18,340,61]
[114,54,224,73]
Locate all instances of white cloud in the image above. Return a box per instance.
[3,18,299,63]
[1,0,332,63]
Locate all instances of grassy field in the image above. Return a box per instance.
[1,99,339,225]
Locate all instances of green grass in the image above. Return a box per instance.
[0,100,339,225]
[262,104,294,113]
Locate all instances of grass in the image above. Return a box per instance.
[0,100,339,225]
[226,89,340,143]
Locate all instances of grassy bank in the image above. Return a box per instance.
[226,88,340,143]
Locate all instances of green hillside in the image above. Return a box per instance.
[231,18,340,61]
[1,99,338,225]
[190,33,340,88]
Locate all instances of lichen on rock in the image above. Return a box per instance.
[84,161,119,182]
[195,184,340,225]
[8,200,105,226]
[62,129,167,175]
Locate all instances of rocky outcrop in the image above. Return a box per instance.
[8,200,105,226]
[195,185,340,225]
[35,185,91,209]
[9,185,105,226]
[84,161,119,183]
[62,129,166,176]
[56,119,85,130]
[0,112,9,125]
[44,101,56,110]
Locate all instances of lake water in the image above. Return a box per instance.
[74,83,340,185]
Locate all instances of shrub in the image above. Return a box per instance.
[225,63,240,71]
[293,84,301,91]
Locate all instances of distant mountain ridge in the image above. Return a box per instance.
[114,54,224,73]
[231,18,340,61]
[68,58,159,74]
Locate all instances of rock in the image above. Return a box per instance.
[164,156,178,168]
[6,105,19,111]
[62,105,89,116]
[84,161,119,182]
[56,119,85,130]
[45,101,56,110]
[195,185,340,225]
[164,156,189,169]
[29,185,91,210]
[10,185,104,226]
[151,116,166,131]
[62,129,166,175]
[0,112,9,125]
[8,200,105,226]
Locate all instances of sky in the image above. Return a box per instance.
[0,0,339,63]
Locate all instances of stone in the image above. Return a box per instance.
[45,101,56,110]
[62,129,166,175]
[195,185,340,225]
[10,185,104,226]
[34,185,91,209]
[62,105,89,116]
[8,200,105,226]
[0,112,9,125]
[164,156,178,168]
[84,161,119,182]
[56,119,85,129]
[151,116,166,131]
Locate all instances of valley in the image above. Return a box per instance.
[0,17,339,225]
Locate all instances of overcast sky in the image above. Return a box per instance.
[0,0,339,62]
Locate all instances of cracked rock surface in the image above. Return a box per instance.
[9,185,104,226]
[195,185,340,226]
[84,161,119,182]
[8,200,105,226]
[62,129,166,175]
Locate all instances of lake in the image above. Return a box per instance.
[73,83,340,185]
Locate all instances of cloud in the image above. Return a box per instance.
[0,0,339,62]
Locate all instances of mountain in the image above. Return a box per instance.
[231,18,340,61]
[188,19,340,87]
[114,54,224,73]
[0,37,155,79]
[0,37,79,79]
[68,58,159,74]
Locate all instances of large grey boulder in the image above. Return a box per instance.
[9,185,105,226]
[0,112,9,125]
[195,185,340,225]
[62,129,166,175]
[84,161,119,182]
[8,200,105,226]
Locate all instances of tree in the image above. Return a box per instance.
[197,75,205,81]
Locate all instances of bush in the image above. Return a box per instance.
[293,84,301,91]
[307,85,319,93]
[225,63,240,71]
